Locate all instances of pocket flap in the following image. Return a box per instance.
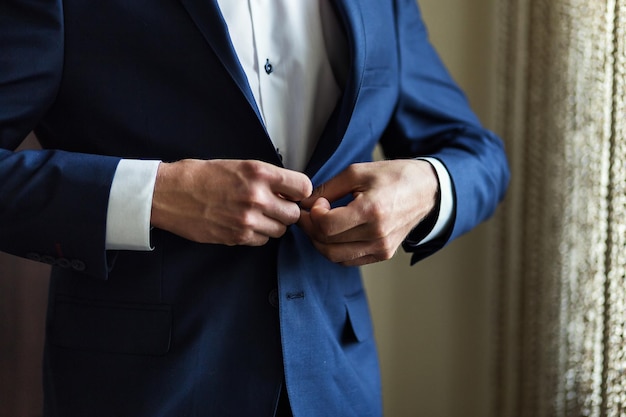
[345,292,374,343]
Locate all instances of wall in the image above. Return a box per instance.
[362,0,499,416]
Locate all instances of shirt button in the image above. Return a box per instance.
[264,59,273,75]
[268,289,279,308]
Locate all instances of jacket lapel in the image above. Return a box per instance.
[304,0,365,178]
[176,0,366,177]
[176,0,265,125]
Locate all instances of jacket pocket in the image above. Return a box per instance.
[344,291,374,343]
[49,295,172,356]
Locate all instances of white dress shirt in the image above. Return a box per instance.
[105,0,453,250]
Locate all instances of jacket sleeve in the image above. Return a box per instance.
[0,0,121,279]
[380,0,510,263]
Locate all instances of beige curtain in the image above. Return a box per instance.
[494,0,626,416]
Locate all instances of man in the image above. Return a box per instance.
[0,0,509,416]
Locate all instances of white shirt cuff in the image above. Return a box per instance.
[416,157,454,245]
[105,159,161,251]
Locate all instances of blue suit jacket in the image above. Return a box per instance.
[0,0,509,415]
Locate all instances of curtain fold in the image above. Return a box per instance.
[494,0,626,415]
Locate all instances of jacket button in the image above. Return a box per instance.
[268,289,279,308]
[41,255,56,265]
[56,258,71,268]
[71,260,86,271]
[26,252,41,262]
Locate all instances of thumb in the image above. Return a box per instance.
[297,197,331,239]
[300,167,357,208]
[309,197,332,221]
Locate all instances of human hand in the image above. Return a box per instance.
[150,159,312,246]
[298,160,439,266]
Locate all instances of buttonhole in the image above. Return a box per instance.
[286,291,305,300]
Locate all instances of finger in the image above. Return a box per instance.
[297,198,328,236]
[229,231,270,247]
[299,197,346,241]
[301,210,399,265]
[308,197,331,215]
[311,222,373,244]
[256,216,289,239]
[307,239,376,265]
[300,165,361,208]
[237,160,312,202]
[339,254,384,267]
[229,213,289,244]
[268,167,313,202]
[264,197,303,226]
[308,197,368,238]
[297,209,315,236]
[308,197,391,243]
[309,238,397,266]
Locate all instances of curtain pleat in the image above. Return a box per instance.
[494,0,626,415]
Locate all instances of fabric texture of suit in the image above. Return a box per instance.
[0,0,509,415]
